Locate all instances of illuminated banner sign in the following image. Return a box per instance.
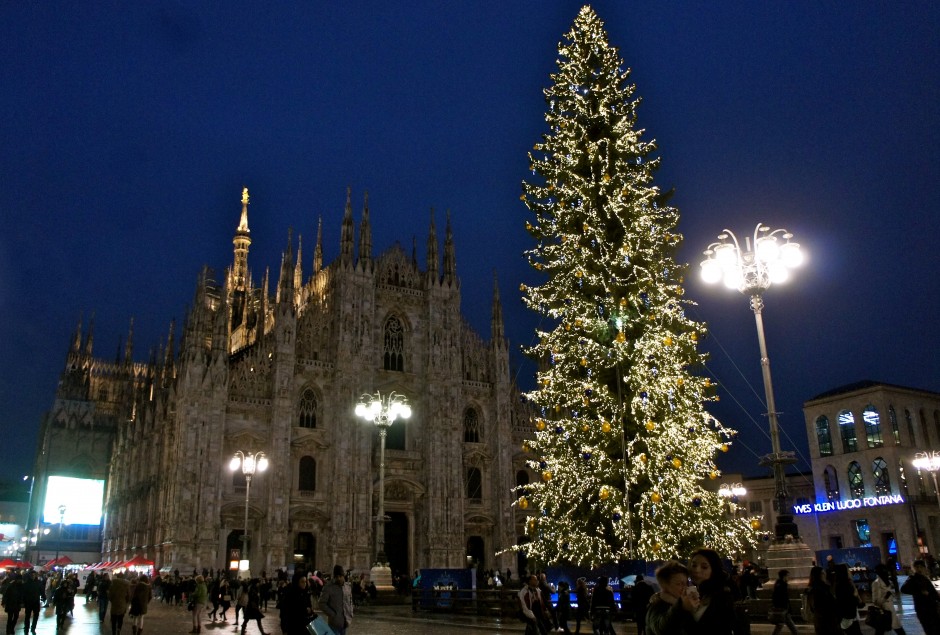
[793,494,905,515]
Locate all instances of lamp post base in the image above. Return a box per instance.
[760,537,815,582]
[369,563,394,591]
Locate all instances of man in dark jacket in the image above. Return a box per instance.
[901,559,940,635]
[2,572,24,635]
[631,574,656,635]
[319,565,348,635]
[21,570,45,634]
[278,574,312,635]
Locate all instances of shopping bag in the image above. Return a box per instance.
[307,614,336,635]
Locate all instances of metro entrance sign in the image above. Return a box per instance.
[792,494,905,515]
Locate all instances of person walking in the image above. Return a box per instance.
[770,569,798,635]
[573,578,590,635]
[320,566,351,635]
[218,578,232,622]
[631,574,656,635]
[901,559,940,635]
[518,574,550,635]
[108,572,131,635]
[21,569,44,635]
[871,564,905,635]
[589,576,616,635]
[2,571,24,635]
[97,572,112,624]
[833,563,863,635]
[128,573,152,635]
[190,574,208,634]
[278,573,313,635]
[556,581,572,634]
[806,565,839,634]
[240,580,267,635]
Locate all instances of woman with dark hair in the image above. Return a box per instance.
[833,563,862,635]
[688,548,736,634]
[573,578,590,634]
[807,565,839,634]
[871,563,905,635]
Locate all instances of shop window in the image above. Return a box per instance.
[854,519,871,546]
[848,461,864,498]
[872,457,890,495]
[749,500,763,514]
[816,415,833,456]
[839,410,858,452]
[888,406,899,444]
[863,405,883,448]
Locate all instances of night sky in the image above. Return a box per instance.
[2,2,938,487]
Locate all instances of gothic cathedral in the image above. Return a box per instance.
[35,187,533,576]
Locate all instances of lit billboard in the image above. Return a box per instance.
[42,476,105,525]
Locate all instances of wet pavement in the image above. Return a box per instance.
[1,594,930,634]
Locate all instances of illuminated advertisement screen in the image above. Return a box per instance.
[43,476,105,525]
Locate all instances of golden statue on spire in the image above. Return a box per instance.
[242,187,250,206]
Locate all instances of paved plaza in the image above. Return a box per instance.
[1,595,931,635]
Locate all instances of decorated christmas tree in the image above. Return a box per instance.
[517,6,757,565]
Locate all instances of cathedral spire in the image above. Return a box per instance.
[294,233,303,291]
[443,209,456,284]
[71,314,82,355]
[124,317,135,364]
[412,235,418,266]
[314,216,323,274]
[258,267,270,342]
[358,191,372,269]
[277,230,295,306]
[491,271,505,344]
[426,208,438,283]
[340,186,355,267]
[233,187,252,290]
[84,312,95,357]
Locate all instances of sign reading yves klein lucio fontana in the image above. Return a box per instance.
[792,494,905,515]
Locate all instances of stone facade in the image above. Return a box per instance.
[32,188,533,576]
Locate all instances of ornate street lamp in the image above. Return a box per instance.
[229,450,269,576]
[355,391,411,578]
[718,482,748,517]
[701,224,804,538]
[913,452,940,510]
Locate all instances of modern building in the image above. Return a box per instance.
[802,381,940,566]
[28,187,532,576]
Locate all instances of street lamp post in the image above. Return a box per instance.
[718,482,748,517]
[229,450,269,577]
[54,504,66,568]
[913,452,940,509]
[701,223,804,539]
[355,391,411,587]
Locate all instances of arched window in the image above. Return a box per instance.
[823,465,840,501]
[298,389,318,429]
[906,410,916,445]
[839,410,858,453]
[299,456,316,492]
[888,406,899,444]
[464,408,482,443]
[516,470,530,488]
[848,461,864,498]
[467,467,482,500]
[815,416,833,456]
[863,405,883,448]
[898,459,910,495]
[872,457,890,495]
[383,316,404,371]
[232,470,247,489]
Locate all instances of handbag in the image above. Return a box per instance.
[865,606,891,630]
[307,614,336,635]
[222,594,231,601]
[767,607,787,624]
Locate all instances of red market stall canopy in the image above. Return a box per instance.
[15,560,33,569]
[43,555,73,569]
[113,556,154,570]
[0,558,17,568]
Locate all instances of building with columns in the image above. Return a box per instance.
[29,187,533,577]
[803,381,940,566]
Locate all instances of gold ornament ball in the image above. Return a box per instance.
[750,519,762,530]
[581,424,589,432]
[599,487,610,500]
[664,336,673,346]
[639,453,647,463]
[520,497,529,510]
[575,270,583,278]
[651,491,661,503]
[672,458,682,468]
[601,421,612,433]
[536,420,546,431]
[653,543,662,552]
[690,332,698,342]
[580,357,588,366]
[542,470,552,481]
[709,471,717,480]
[720,444,729,453]
[522,442,530,452]
[519,283,527,291]
[615,331,626,343]
[677,378,684,387]
[645,420,655,431]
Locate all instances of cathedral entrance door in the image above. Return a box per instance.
[466,535,485,569]
[385,512,409,577]
[293,532,316,572]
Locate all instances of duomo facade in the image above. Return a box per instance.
[31,188,533,576]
